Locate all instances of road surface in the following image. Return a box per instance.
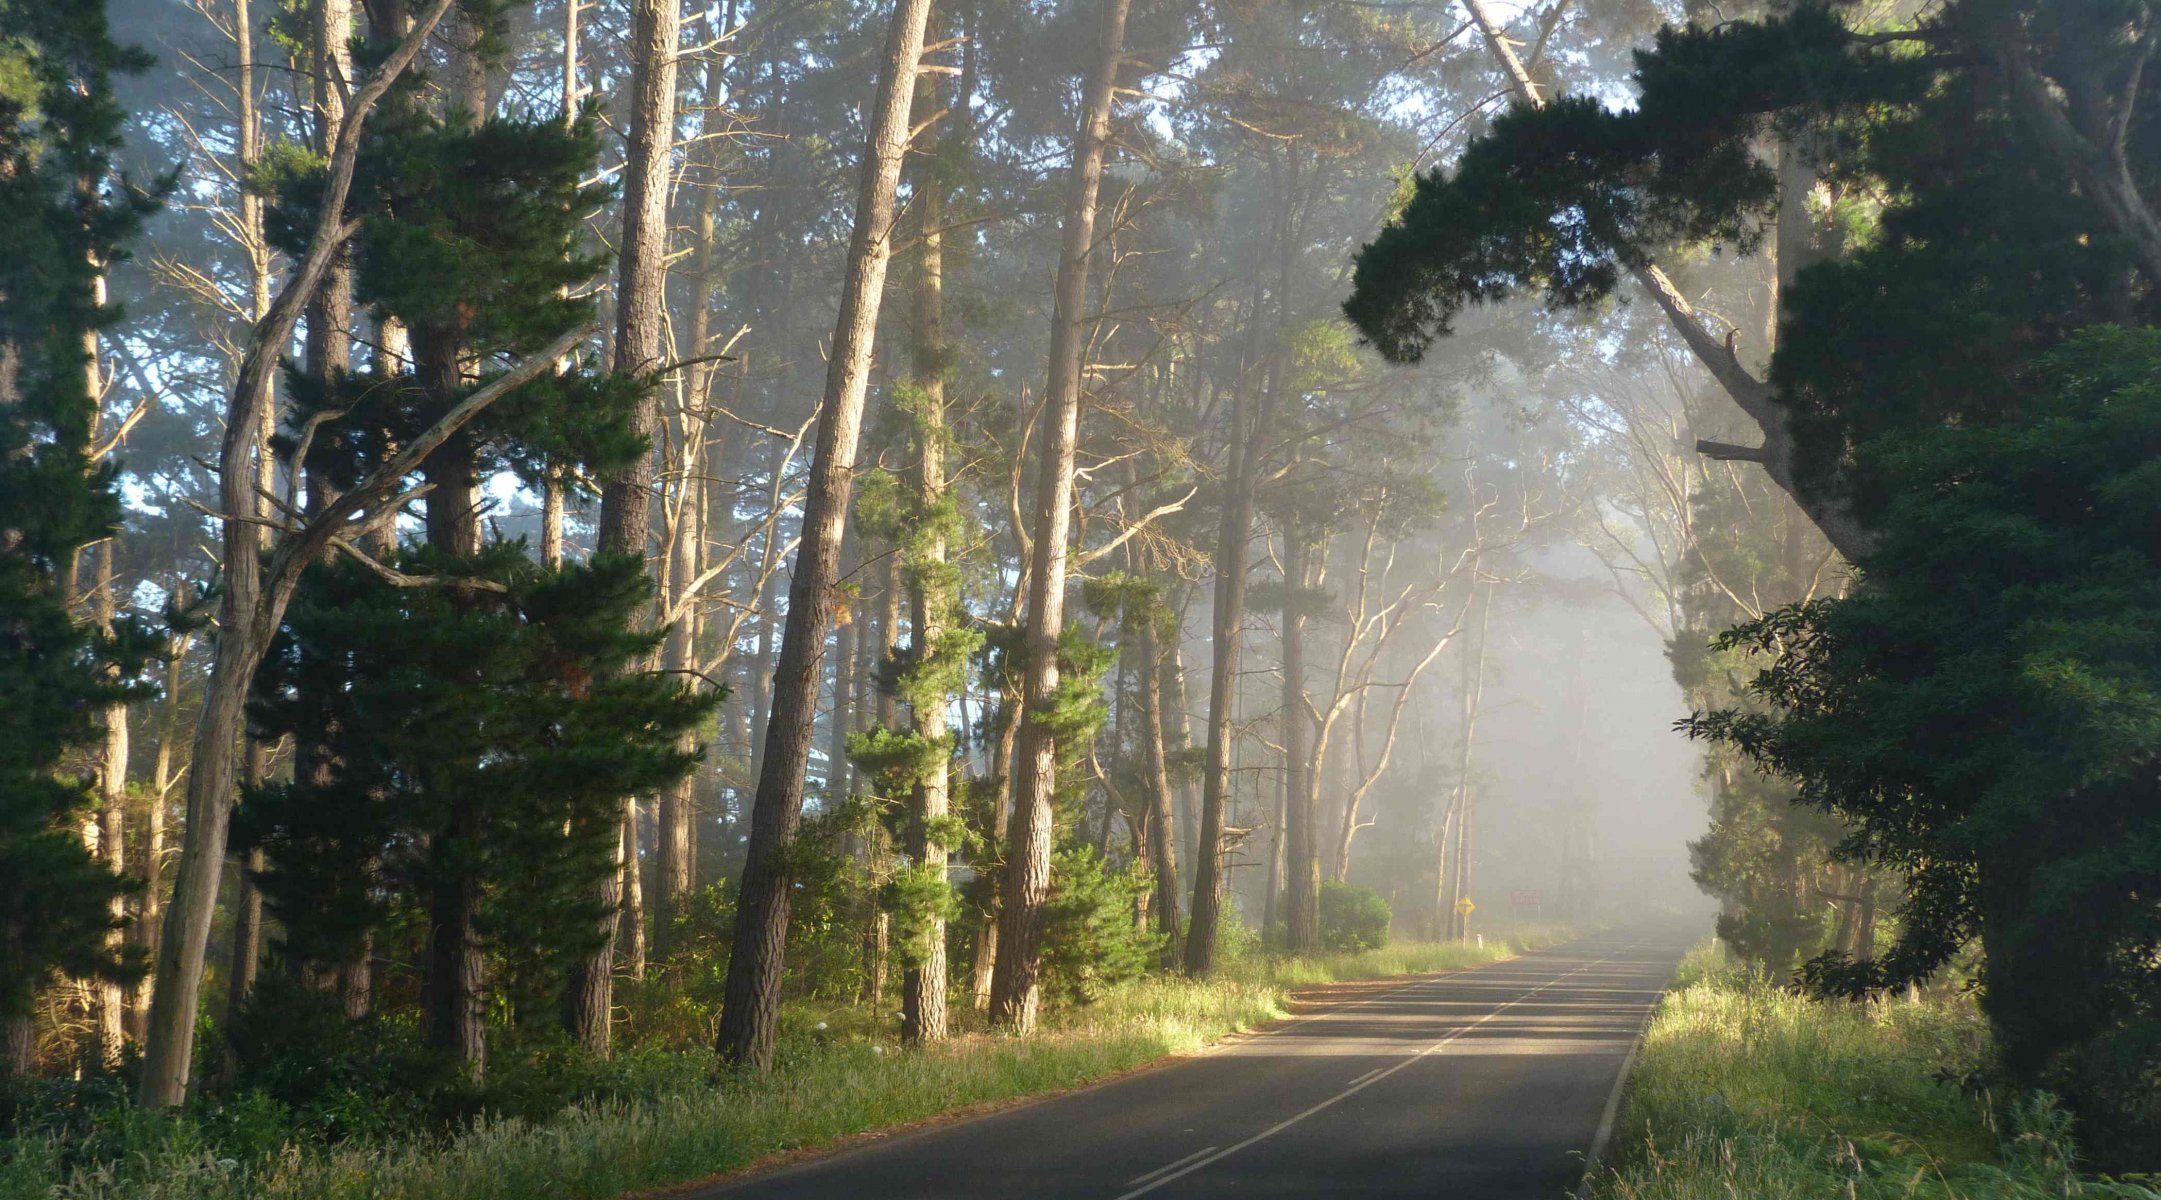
[696,925,1693,1199]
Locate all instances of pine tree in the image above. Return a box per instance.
[249,54,710,1074]
[0,0,156,1087]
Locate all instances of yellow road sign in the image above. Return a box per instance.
[1455,897,1475,915]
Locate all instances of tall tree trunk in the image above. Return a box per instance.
[750,574,775,782]
[826,543,857,802]
[715,0,935,1070]
[1431,798,1457,940]
[1280,520,1319,955]
[969,692,1018,1007]
[621,802,647,977]
[1163,639,1196,877]
[570,0,683,1056]
[1447,589,1490,939]
[1135,618,1181,958]
[901,151,953,1044]
[987,0,1130,1032]
[129,635,187,1040]
[90,543,127,1064]
[861,552,902,1006]
[1184,369,1269,975]
[655,469,701,939]
[1262,757,1284,940]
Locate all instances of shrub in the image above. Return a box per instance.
[1039,846,1164,1005]
[1318,882,1390,952]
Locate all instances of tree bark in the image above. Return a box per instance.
[1280,520,1319,955]
[1135,617,1181,958]
[1447,588,1490,939]
[969,691,1018,1008]
[987,0,1131,1032]
[568,0,683,1057]
[129,634,187,1040]
[901,153,953,1045]
[714,0,935,1070]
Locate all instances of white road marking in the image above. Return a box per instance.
[1345,1066,1386,1087]
[1123,1145,1220,1188]
[1108,937,1656,1200]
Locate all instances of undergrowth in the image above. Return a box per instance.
[1586,941,2161,1200]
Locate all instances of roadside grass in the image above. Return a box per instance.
[0,929,1569,1200]
[1585,941,2161,1200]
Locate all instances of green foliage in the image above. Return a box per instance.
[878,864,960,968]
[1686,756,1844,977]
[1689,330,2161,1166]
[244,548,715,1028]
[1586,958,2159,1200]
[0,0,156,1059]
[1031,624,1119,746]
[1316,882,1390,953]
[1344,7,1927,365]
[1038,847,1163,1007]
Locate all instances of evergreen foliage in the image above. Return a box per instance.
[0,0,156,1065]
[1691,331,2161,1165]
[243,547,712,1028]
[1038,846,1162,1006]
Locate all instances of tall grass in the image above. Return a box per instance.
[1586,942,2161,1200]
[0,932,1565,1200]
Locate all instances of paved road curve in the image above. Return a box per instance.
[697,926,1694,1200]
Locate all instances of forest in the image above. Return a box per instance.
[6,0,2161,1195]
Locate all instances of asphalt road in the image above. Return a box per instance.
[696,925,1694,1200]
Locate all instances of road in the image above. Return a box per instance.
[696,925,1693,1200]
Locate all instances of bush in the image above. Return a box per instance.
[1039,846,1164,1006]
[1318,882,1390,952]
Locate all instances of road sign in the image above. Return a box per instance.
[1510,889,1543,907]
[1455,896,1475,915]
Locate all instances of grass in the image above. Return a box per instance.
[0,928,1571,1200]
[1584,940,2161,1200]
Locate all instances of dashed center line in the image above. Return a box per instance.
[1107,937,1654,1200]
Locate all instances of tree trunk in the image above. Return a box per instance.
[862,552,902,1007]
[826,550,857,801]
[1447,589,1490,939]
[715,0,935,1071]
[1280,521,1319,955]
[129,636,186,1040]
[655,468,702,938]
[1184,370,1268,975]
[90,538,128,1064]
[987,0,1131,1032]
[969,692,1019,1008]
[3,1012,33,1085]
[1163,640,1197,878]
[1135,618,1181,959]
[569,0,683,1056]
[1431,797,1457,941]
[901,155,953,1045]
[305,0,353,385]
[750,574,776,782]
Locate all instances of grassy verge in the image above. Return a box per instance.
[0,929,1569,1200]
[1585,941,2161,1200]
